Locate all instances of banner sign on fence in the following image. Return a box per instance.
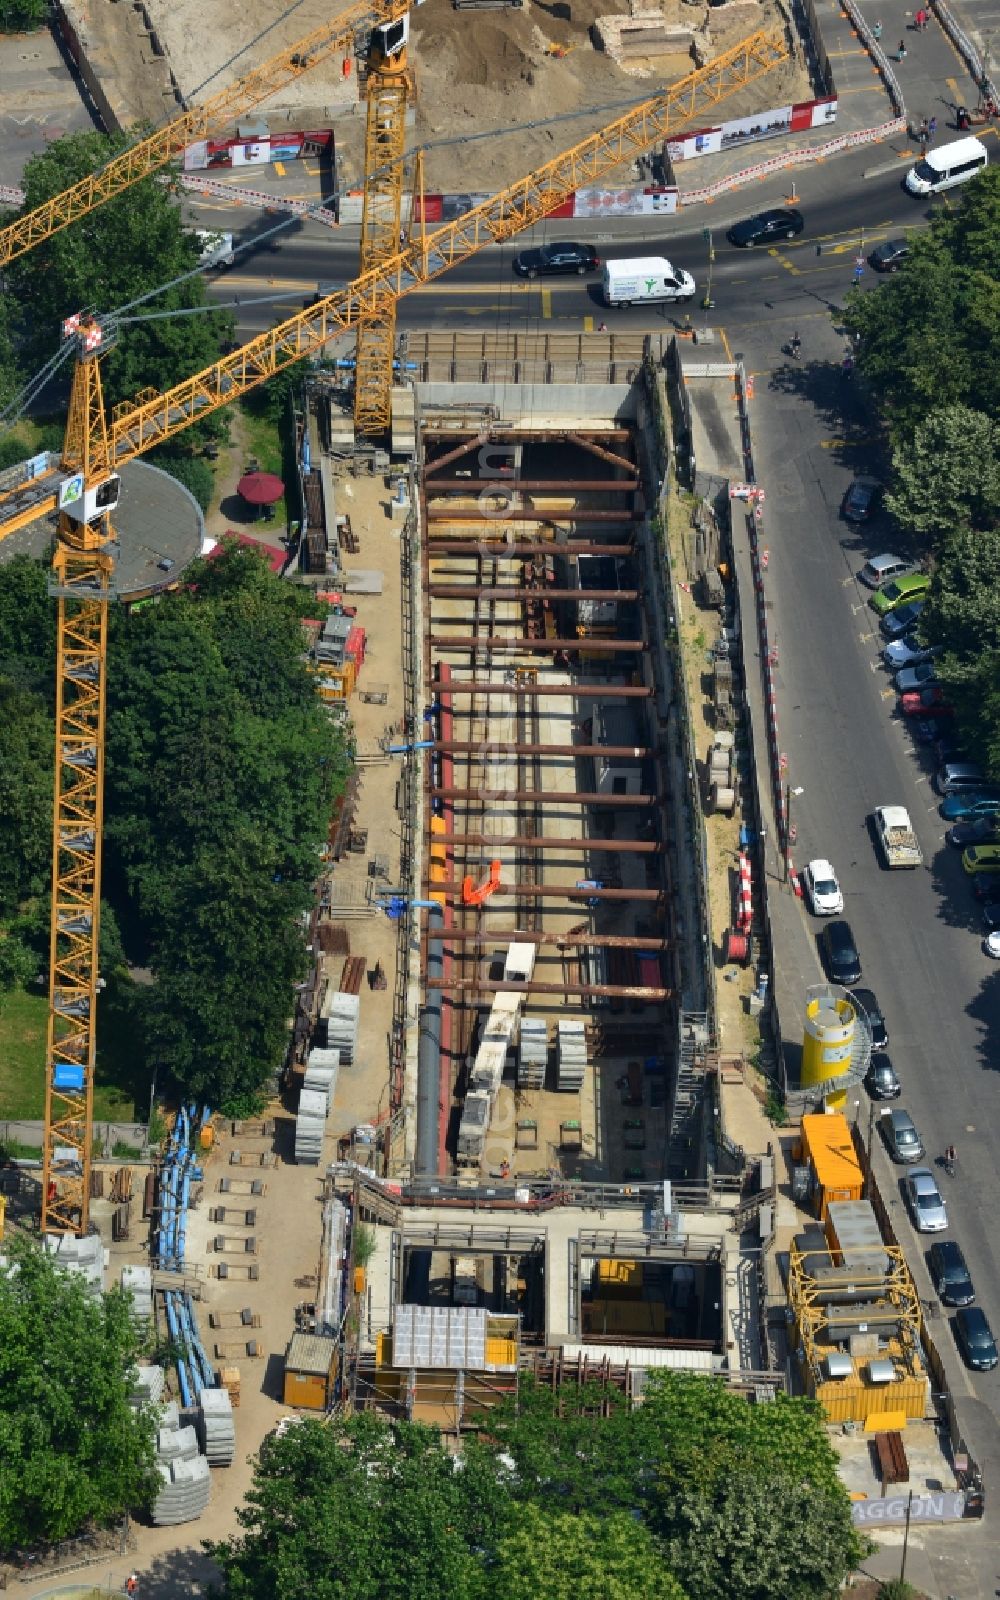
[851,1491,966,1527]
[667,97,837,162]
[183,128,332,172]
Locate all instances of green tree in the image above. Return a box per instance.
[492,1504,687,1600]
[212,1415,501,1600]
[920,526,1000,774]
[0,680,52,914]
[846,168,1000,442]
[0,553,56,694]
[884,405,1000,546]
[0,0,47,35]
[150,449,216,512]
[0,1235,158,1551]
[6,130,234,414]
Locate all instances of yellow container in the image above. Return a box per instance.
[801,1113,863,1221]
[801,993,856,1103]
[353,1266,366,1295]
[485,1337,517,1369]
[595,1259,643,1293]
[199,1124,214,1151]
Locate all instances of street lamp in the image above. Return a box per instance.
[701,226,715,314]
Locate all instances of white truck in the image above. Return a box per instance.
[873,805,923,868]
[602,256,695,308]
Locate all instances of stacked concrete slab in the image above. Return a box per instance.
[518,1018,548,1089]
[129,1363,166,1409]
[322,991,360,1064]
[198,1385,236,1465]
[44,1230,105,1294]
[556,1020,587,1091]
[294,1085,329,1164]
[304,1048,340,1110]
[152,1453,211,1526]
[121,1263,153,1324]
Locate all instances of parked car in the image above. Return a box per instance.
[842,477,883,523]
[940,792,1000,822]
[881,599,926,639]
[982,901,1000,931]
[903,1167,948,1232]
[880,1107,924,1163]
[901,686,953,719]
[962,844,1000,875]
[802,858,844,915]
[819,919,862,984]
[884,636,939,669]
[946,817,1000,849]
[871,573,931,617]
[869,237,911,272]
[929,1240,975,1307]
[727,207,804,246]
[512,241,600,277]
[935,761,989,796]
[969,872,1000,901]
[955,1306,999,1371]
[850,987,888,1048]
[866,1052,901,1100]
[895,662,940,694]
[862,553,912,590]
[984,931,1000,959]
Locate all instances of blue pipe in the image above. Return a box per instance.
[165,1292,192,1407]
[387,739,435,755]
[182,1292,215,1391]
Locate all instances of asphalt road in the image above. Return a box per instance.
[190,145,947,341]
[194,141,1000,1458]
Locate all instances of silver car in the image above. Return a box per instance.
[904,1167,948,1232]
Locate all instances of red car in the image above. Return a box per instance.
[901,686,954,719]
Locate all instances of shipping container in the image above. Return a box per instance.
[801,1113,863,1220]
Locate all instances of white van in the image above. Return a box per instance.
[192,229,235,268]
[905,135,988,196]
[602,256,695,308]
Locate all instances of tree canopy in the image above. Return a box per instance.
[0,543,347,1110]
[1,129,234,421]
[847,168,1000,770]
[0,1235,158,1552]
[211,1375,865,1600]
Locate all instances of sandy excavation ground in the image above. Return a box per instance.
[104,0,811,194]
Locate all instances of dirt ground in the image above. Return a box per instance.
[90,0,811,196]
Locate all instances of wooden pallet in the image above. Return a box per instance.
[221,1365,242,1407]
[217,1178,267,1196]
[214,1261,259,1281]
[214,1339,261,1359]
[209,1308,261,1330]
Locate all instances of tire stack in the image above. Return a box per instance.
[198,1386,237,1466]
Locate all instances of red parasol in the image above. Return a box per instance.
[237,471,284,506]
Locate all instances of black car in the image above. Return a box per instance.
[869,237,910,273]
[881,600,926,640]
[866,1052,901,1100]
[970,872,1000,902]
[955,1306,999,1371]
[512,242,600,278]
[850,987,887,1048]
[947,817,1000,849]
[819,919,862,984]
[983,901,1000,932]
[727,208,804,247]
[842,477,883,523]
[930,1240,975,1307]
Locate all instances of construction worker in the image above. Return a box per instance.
[126,1575,139,1598]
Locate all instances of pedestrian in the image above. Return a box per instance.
[897,39,907,59]
[125,1576,138,1599]
[919,115,928,138]
[597,321,608,332]
[928,114,937,137]
[872,17,882,37]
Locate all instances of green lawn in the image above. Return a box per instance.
[241,410,288,528]
[0,986,135,1123]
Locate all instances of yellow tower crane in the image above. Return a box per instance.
[0,0,411,270]
[354,11,415,438]
[0,27,786,1233]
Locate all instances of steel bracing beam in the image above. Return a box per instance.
[444,834,661,851]
[566,434,637,473]
[425,978,670,999]
[426,510,642,522]
[432,742,650,756]
[426,541,634,556]
[424,881,665,902]
[428,636,645,652]
[427,480,638,493]
[426,587,639,601]
[0,0,409,270]
[431,788,653,806]
[434,683,650,697]
[433,930,668,948]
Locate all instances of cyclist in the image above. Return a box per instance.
[790,331,801,360]
[943,1143,957,1173]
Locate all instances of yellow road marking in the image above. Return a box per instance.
[718,326,733,361]
[583,315,594,332]
[541,289,552,319]
[274,161,286,177]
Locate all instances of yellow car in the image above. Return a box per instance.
[962,844,1000,875]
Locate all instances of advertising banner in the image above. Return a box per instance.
[183,128,332,172]
[666,97,837,162]
[851,1492,966,1528]
[574,187,677,216]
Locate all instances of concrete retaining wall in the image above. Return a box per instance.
[416,383,637,424]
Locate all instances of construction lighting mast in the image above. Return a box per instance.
[0,0,411,270]
[5,27,786,1233]
[354,12,414,438]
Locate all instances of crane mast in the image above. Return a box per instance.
[15,26,787,1232]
